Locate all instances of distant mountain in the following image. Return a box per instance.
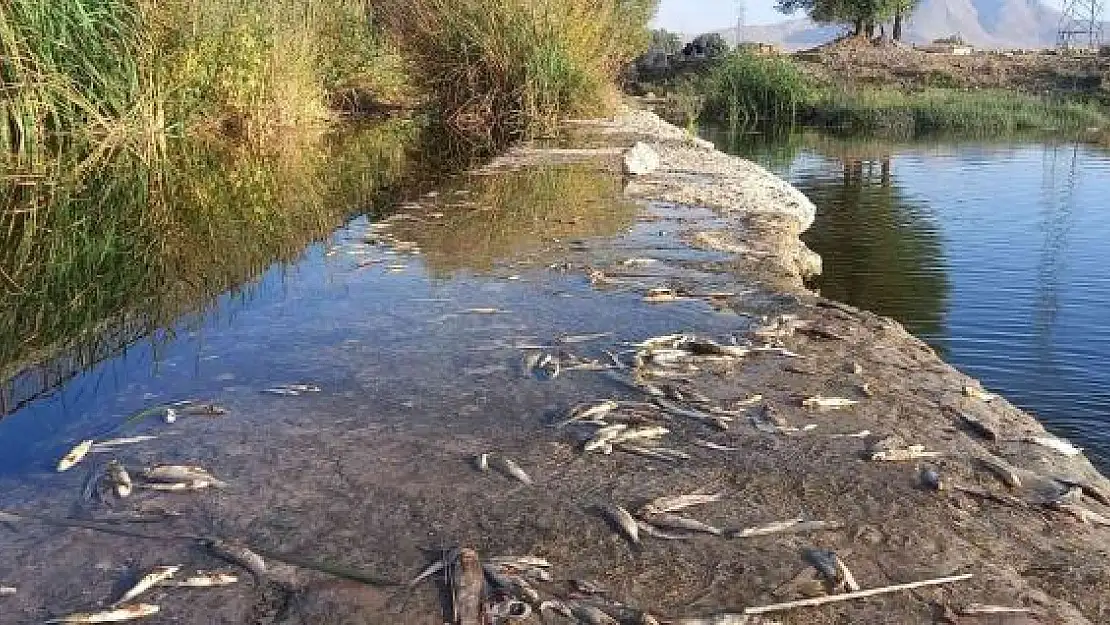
[707,0,1094,49]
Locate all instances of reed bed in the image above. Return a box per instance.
[372,0,656,142]
[701,52,813,128]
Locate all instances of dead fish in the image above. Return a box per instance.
[871,445,942,461]
[159,571,238,587]
[163,409,177,424]
[675,614,782,624]
[801,396,858,410]
[142,465,226,487]
[452,548,485,625]
[639,492,723,516]
[731,518,842,538]
[558,400,619,427]
[89,436,157,452]
[655,399,730,430]
[262,383,321,396]
[489,455,533,485]
[539,600,575,619]
[979,455,1022,488]
[0,586,15,595]
[1052,502,1110,526]
[116,566,180,604]
[611,426,669,444]
[643,512,723,536]
[571,603,620,625]
[474,453,490,472]
[57,440,95,472]
[569,579,608,595]
[620,257,659,266]
[643,288,680,303]
[559,332,613,344]
[45,604,160,623]
[617,444,690,461]
[487,599,532,620]
[963,385,997,402]
[177,403,228,417]
[137,480,215,492]
[461,307,503,314]
[600,504,640,545]
[959,604,1033,615]
[694,439,739,452]
[487,555,551,569]
[1025,436,1082,457]
[585,424,629,452]
[205,540,267,578]
[106,461,132,498]
[834,554,861,592]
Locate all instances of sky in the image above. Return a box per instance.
[651,0,789,33]
[650,0,1089,34]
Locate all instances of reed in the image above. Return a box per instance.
[372,0,656,142]
[701,52,814,128]
[810,88,1110,136]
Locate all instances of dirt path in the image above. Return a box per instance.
[0,109,1108,625]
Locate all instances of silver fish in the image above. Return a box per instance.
[116,566,179,604]
[57,440,94,472]
[489,455,533,485]
[694,439,738,451]
[106,461,132,498]
[487,555,551,569]
[45,604,160,623]
[141,465,226,487]
[137,480,215,492]
[89,436,157,453]
[675,615,781,625]
[615,444,684,462]
[571,603,620,625]
[600,504,640,545]
[0,586,15,595]
[639,492,724,516]
[584,424,629,452]
[643,512,723,536]
[801,396,858,409]
[655,399,730,430]
[559,332,613,344]
[559,400,619,427]
[159,571,238,587]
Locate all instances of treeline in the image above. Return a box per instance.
[776,0,918,40]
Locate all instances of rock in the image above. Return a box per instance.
[622,142,660,176]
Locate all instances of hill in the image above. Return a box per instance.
[709,0,1097,49]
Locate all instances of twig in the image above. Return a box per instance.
[743,573,973,615]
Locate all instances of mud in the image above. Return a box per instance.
[0,109,1109,625]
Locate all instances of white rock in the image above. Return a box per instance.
[622,142,660,176]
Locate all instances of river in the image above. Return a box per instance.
[719,130,1110,471]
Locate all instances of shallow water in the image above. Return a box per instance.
[722,131,1110,470]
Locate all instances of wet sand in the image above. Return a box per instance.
[1,109,1109,624]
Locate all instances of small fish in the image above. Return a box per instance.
[559,400,619,427]
[559,332,613,344]
[571,603,620,625]
[452,548,485,625]
[462,308,502,314]
[206,540,267,578]
[539,600,575,619]
[831,429,871,439]
[584,424,629,452]
[802,548,839,582]
[959,604,1033,615]
[1026,436,1082,457]
[177,403,228,417]
[569,579,608,595]
[489,455,533,485]
[643,512,723,536]
[643,288,679,303]
[116,566,179,604]
[978,455,1022,488]
[801,396,858,410]
[834,554,861,592]
[616,444,684,462]
[106,460,132,498]
[655,399,730,430]
[639,492,724,516]
[600,504,640,545]
[475,453,490,472]
[160,571,238,587]
[57,440,94,472]
[731,518,844,539]
[163,408,177,424]
[870,446,942,461]
[675,614,780,624]
[620,258,659,266]
[487,555,552,569]
[137,480,215,492]
[263,384,321,396]
[0,586,15,595]
[89,436,157,453]
[612,426,670,444]
[45,604,160,623]
[963,385,997,402]
[141,465,223,485]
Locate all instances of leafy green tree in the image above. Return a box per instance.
[776,0,915,39]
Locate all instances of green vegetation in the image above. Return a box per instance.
[373,0,657,142]
[776,0,920,40]
[702,52,813,128]
[689,52,1109,137]
[812,88,1110,135]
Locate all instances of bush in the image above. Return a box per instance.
[372,0,656,142]
[702,52,813,127]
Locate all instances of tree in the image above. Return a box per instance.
[687,33,729,58]
[776,0,911,38]
[649,29,682,55]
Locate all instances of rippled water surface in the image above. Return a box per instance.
[728,133,1110,468]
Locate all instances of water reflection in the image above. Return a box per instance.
[0,120,418,415]
[389,165,638,276]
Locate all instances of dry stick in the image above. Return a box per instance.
[743,573,974,615]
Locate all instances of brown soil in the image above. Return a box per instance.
[0,110,1108,625]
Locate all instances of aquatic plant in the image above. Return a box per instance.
[372,0,658,142]
[701,52,814,128]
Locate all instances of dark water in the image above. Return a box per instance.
[722,131,1110,469]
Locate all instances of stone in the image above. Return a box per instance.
[622,141,660,176]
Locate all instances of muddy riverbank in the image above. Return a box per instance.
[0,109,1109,624]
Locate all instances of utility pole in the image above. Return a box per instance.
[735,0,746,46]
[1057,0,1104,50]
